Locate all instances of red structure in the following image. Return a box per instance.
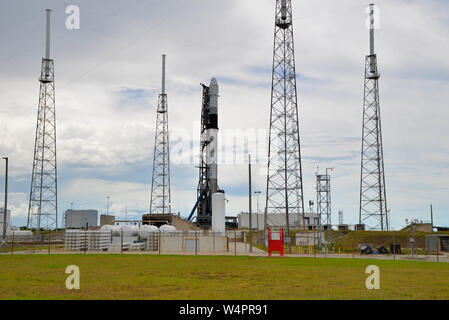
[268,227,284,257]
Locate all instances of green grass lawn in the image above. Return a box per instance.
[0,254,448,300]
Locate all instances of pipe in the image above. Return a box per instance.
[188,190,205,222]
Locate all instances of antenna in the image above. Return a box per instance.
[28,9,58,234]
[369,4,375,56]
[162,54,166,95]
[45,9,51,59]
[359,3,388,231]
[150,55,171,215]
[265,0,305,252]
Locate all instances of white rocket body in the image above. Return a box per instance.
[207,78,226,233]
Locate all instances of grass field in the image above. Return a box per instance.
[0,254,448,300]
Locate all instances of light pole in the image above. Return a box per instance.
[106,196,110,215]
[254,191,261,214]
[248,155,252,253]
[2,157,8,253]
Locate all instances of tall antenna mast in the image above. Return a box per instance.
[27,9,58,234]
[316,168,331,229]
[264,0,305,246]
[359,4,388,230]
[150,54,171,215]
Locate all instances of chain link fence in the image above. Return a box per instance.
[1,228,447,263]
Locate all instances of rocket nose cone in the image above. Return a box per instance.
[209,77,219,94]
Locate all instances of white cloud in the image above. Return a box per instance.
[0,0,448,228]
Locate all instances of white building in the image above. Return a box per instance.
[65,209,98,229]
[238,212,320,231]
[0,208,11,236]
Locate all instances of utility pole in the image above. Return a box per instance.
[248,154,252,253]
[430,204,434,232]
[2,157,8,252]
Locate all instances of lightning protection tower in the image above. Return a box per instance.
[27,9,58,234]
[316,168,331,229]
[359,4,388,231]
[149,55,171,214]
[265,0,305,237]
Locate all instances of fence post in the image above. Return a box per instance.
[11,232,14,255]
[393,231,396,261]
[352,233,355,259]
[48,231,51,254]
[84,228,87,254]
[437,237,440,263]
[234,230,237,256]
[121,229,124,254]
[195,231,198,256]
[183,232,185,255]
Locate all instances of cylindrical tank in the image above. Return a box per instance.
[100,225,113,232]
[121,225,138,236]
[11,230,33,237]
[212,192,226,233]
[138,225,159,239]
[159,224,177,234]
[111,225,121,236]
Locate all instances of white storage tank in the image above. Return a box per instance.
[159,224,177,234]
[11,230,33,237]
[138,225,158,239]
[100,225,113,232]
[121,225,138,236]
[212,192,226,233]
[111,225,121,236]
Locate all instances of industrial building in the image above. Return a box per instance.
[0,208,11,237]
[238,213,319,231]
[143,213,200,231]
[425,234,449,252]
[65,209,98,229]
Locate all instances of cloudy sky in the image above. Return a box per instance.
[0,0,448,230]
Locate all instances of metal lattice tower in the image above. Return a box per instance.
[264,0,305,235]
[338,210,344,225]
[359,4,388,231]
[316,168,331,228]
[27,9,58,234]
[150,55,171,214]
[196,84,212,227]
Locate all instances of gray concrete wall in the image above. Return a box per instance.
[295,231,324,246]
[238,213,320,230]
[65,210,98,228]
[160,235,227,253]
